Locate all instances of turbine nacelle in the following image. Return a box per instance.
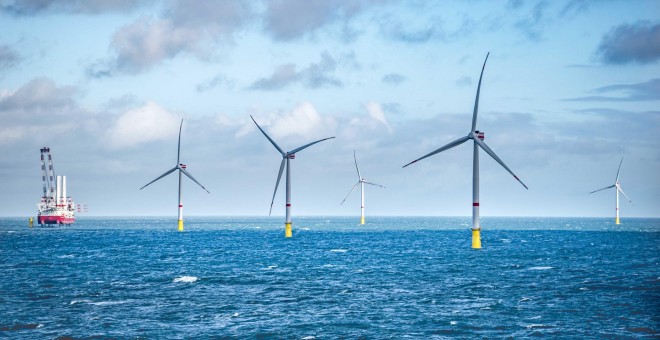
[468,131,485,140]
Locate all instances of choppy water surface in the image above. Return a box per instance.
[1,217,658,338]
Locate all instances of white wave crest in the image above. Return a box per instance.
[173,276,198,283]
[330,249,348,253]
[70,299,92,305]
[529,266,554,270]
[89,300,131,306]
[527,324,552,329]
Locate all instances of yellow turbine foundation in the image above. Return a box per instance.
[471,228,481,249]
[285,223,292,238]
[615,217,620,225]
[178,219,184,232]
[28,217,33,228]
[360,216,365,225]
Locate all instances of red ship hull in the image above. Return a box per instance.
[38,215,75,225]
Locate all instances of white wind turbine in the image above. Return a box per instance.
[250,115,334,238]
[589,157,632,224]
[140,119,209,231]
[340,151,385,224]
[402,52,528,249]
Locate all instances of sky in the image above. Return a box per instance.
[1,0,659,219]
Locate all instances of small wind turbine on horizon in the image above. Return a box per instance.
[140,119,210,231]
[589,157,632,224]
[402,52,528,249]
[250,115,335,238]
[340,151,385,224]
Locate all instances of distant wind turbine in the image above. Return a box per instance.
[340,151,385,224]
[402,52,528,249]
[140,119,210,231]
[589,157,632,224]
[250,115,335,238]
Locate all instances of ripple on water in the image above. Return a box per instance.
[0,217,658,338]
[0,323,43,331]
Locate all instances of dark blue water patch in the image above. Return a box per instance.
[0,217,658,338]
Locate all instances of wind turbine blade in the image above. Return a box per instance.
[177,119,183,164]
[269,158,286,215]
[471,52,490,132]
[250,115,285,155]
[474,138,528,189]
[288,136,335,155]
[589,185,615,194]
[402,136,469,168]
[618,186,632,203]
[364,181,386,188]
[340,181,360,205]
[140,166,177,190]
[180,167,210,193]
[354,150,361,180]
[615,157,624,182]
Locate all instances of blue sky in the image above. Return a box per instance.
[1,0,658,218]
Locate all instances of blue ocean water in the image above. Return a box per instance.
[1,216,658,338]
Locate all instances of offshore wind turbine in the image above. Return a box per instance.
[340,151,385,224]
[589,157,632,224]
[140,119,209,231]
[250,115,335,238]
[402,52,528,249]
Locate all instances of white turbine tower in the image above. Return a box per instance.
[340,151,385,224]
[402,52,528,249]
[589,157,632,224]
[140,119,209,231]
[250,115,334,238]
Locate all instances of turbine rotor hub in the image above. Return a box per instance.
[468,131,485,140]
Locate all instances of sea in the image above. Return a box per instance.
[1,216,658,338]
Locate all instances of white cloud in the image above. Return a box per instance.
[269,102,336,140]
[111,18,196,73]
[90,1,252,75]
[0,125,29,145]
[242,102,337,143]
[0,78,82,145]
[1,0,152,16]
[365,101,392,132]
[262,0,377,41]
[248,52,343,91]
[106,101,180,149]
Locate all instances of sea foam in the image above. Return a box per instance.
[173,276,198,283]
